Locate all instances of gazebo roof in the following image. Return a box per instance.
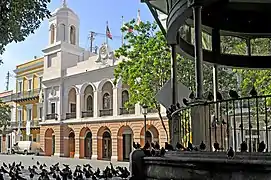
[143,0,271,68]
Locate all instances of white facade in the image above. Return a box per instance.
[40,4,166,125]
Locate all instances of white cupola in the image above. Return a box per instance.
[48,0,80,46]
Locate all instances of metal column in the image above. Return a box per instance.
[212,28,220,102]
[170,44,179,146]
[193,6,204,99]
[171,44,177,105]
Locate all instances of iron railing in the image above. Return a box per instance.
[173,93,271,153]
[11,88,40,101]
[46,113,58,120]
[66,112,76,119]
[82,111,93,118]
[100,109,113,116]
[8,120,40,129]
[120,107,135,115]
[149,108,159,113]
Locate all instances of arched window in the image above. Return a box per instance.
[50,24,55,44]
[122,90,129,107]
[103,93,111,109]
[86,95,93,111]
[59,24,66,41]
[70,25,76,45]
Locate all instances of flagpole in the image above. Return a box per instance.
[106,21,109,45]
[121,16,124,46]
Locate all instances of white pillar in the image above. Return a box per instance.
[76,93,82,119]
[93,90,101,117]
[113,87,120,116]
[43,88,48,121]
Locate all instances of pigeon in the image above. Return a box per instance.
[187,142,194,151]
[154,142,160,150]
[165,142,174,151]
[258,141,266,152]
[214,142,219,152]
[160,147,166,157]
[240,141,248,152]
[207,92,214,101]
[176,142,185,150]
[227,147,234,158]
[250,86,257,97]
[199,141,206,151]
[216,92,223,101]
[229,90,239,99]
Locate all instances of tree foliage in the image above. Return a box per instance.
[114,20,240,110]
[0,101,11,134]
[114,20,171,108]
[0,0,51,55]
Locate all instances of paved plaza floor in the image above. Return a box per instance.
[0,154,129,179]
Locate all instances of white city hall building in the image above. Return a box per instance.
[39,2,168,161]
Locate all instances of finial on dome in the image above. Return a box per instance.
[62,0,67,7]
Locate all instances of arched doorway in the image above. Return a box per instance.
[140,125,159,146]
[84,132,92,158]
[79,127,93,159]
[44,128,55,156]
[102,131,112,160]
[69,131,75,158]
[117,126,133,161]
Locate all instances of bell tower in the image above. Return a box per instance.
[48,0,80,46]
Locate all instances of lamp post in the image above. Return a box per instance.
[142,105,148,144]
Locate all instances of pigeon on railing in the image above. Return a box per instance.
[229,90,239,99]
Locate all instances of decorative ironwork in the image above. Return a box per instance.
[46,113,58,120]
[100,109,113,116]
[8,120,40,129]
[82,111,93,118]
[11,89,40,102]
[120,107,135,115]
[171,88,271,153]
[66,112,76,119]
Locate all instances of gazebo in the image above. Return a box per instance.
[129,1,271,179]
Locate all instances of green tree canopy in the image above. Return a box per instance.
[0,101,11,134]
[0,0,51,55]
[114,20,239,141]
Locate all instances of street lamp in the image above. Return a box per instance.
[142,105,148,144]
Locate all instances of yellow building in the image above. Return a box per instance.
[13,57,44,142]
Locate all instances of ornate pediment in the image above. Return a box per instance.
[95,43,116,65]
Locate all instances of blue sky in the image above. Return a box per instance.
[0,0,155,92]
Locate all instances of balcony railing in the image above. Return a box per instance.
[120,107,135,115]
[66,112,76,119]
[46,113,58,120]
[100,109,113,116]
[149,108,159,113]
[8,120,40,129]
[11,88,40,101]
[82,111,93,118]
